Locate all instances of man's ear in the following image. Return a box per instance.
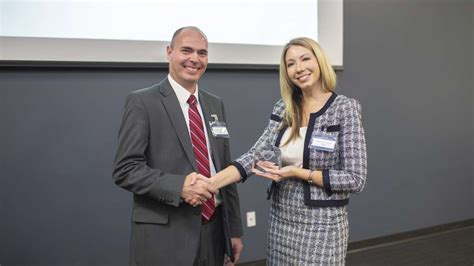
[166,46,173,60]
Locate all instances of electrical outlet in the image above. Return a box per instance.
[246,211,256,227]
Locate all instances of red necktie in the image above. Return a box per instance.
[187,95,215,221]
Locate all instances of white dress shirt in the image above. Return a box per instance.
[168,74,221,205]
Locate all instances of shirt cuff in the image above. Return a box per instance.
[230,161,248,182]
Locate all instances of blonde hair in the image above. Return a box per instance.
[279,37,337,145]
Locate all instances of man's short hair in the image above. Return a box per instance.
[170,26,208,48]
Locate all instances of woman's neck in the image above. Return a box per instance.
[302,86,331,108]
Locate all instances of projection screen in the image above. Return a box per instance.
[0,0,343,68]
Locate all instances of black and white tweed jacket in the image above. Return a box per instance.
[232,93,367,207]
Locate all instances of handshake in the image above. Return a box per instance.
[181,172,217,207]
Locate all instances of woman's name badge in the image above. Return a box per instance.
[209,114,230,138]
[310,133,336,152]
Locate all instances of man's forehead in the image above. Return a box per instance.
[176,38,208,50]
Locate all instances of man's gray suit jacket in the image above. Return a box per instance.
[113,78,243,266]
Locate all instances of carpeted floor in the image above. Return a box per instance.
[238,225,474,266]
[346,226,474,266]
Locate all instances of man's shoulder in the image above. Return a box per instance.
[129,78,168,98]
[199,88,222,103]
[131,86,155,96]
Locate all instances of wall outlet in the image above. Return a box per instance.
[246,211,256,227]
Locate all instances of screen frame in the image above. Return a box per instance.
[0,0,343,69]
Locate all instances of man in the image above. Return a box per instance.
[113,26,243,266]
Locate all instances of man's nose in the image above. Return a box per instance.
[189,52,199,62]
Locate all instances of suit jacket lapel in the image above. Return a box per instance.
[159,80,198,172]
[199,92,223,171]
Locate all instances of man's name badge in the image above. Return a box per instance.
[310,133,337,152]
[209,114,229,138]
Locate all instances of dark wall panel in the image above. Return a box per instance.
[342,0,473,240]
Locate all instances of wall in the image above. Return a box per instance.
[0,0,472,264]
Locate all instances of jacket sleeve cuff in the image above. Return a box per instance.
[230,161,248,182]
[322,169,333,196]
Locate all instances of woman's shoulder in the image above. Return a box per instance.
[333,94,363,120]
[271,99,286,116]
[334,94,361,109]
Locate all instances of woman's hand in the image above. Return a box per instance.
[253,161,296,182]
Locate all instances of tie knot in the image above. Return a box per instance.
[187,95,197,106]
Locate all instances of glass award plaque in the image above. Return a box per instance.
[252,141,282,173]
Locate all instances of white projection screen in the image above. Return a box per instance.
[0,0,343,68]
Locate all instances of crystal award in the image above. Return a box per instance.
[252,140,282,173]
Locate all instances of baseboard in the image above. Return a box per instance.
[237,259,266,266]
[237,218,474,265]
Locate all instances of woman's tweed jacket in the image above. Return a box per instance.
[232,93,367,265]
[232,92,367,207]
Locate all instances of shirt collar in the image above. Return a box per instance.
[167,74,199,108]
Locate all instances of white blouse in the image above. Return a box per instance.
[279,127,307,168]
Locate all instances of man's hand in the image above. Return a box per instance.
[181,172,216,207]
[224,237,243,266]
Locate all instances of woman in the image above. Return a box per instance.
[196,37,367,265]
